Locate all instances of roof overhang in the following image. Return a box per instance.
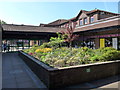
[74,15,120,33]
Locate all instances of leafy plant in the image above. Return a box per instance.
[60,21,79,48]
[0,20,7,24]
[40,33,64,49]
[98,50,120,61]
[23,42,120,68]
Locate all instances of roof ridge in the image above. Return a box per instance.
[81,10,89,12]
[86,9,120,15]
[2,24,39,27]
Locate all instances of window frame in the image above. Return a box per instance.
[84,18,87,25]
[90,16,94,23]
[79,19,83,26]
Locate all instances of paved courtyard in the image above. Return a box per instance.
[2,52,46,88]
[2,52,120,89]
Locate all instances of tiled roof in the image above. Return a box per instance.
[2,24,65,33]
[2,9,120,34]
[2,15,119,33]
[86,9,120,15]
[40,9,119,27]
[68,9,120,21]
[48,19,68,25]
[39,19,68,27]
[74,15,120,32]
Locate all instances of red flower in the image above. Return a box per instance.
[29,53,33,55]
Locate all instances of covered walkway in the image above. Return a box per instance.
[2,52,120,89]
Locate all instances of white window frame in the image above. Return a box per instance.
[90,16,94,23]
[84,18,87,24]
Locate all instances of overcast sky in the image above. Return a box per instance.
[0,1,119,25]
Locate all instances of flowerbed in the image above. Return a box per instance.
[23,45,120,68]
[21,27,120,88]
[19,51,120,88]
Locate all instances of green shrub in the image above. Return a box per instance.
[96,47,116,53]
[40,33,64,49]
[98,50,120,61]
[90,55,99,62]
[54,59,66,67]
[23,44,120,68]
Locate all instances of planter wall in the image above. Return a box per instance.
[18,51,120,88]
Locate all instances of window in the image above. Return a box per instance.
[112,38,118,49]
[118,37,120,50]
[84,18,87,24]
[101,12,105,15]
[79,19,83,25]
[90,16,94,23]
[105,38,112,47]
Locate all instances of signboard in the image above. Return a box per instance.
[100,38,105,48]
[112,38,118,49]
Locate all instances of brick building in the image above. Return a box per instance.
[40,9,120,49]
[2,9,120,51]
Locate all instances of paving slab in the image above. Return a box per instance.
[2,52,47,88]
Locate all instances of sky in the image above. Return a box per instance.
[0,1,119,26]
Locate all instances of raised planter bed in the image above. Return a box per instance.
[18,51,120,88]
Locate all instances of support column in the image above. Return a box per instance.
[30,40,34,46]
[95,38,100,49]
[36,40,39,45]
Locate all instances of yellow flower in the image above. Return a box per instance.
[35,48,52,53]
[35,49,41,53]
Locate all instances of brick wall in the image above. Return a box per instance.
[19,51,120,88]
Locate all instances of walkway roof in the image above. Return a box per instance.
[2,24,65,33]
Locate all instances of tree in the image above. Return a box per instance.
[40,32,64,49]
[61,21,79,49]
[0,20,7,24]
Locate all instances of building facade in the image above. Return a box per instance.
[2,9,120,51]
[40,9,120,50]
